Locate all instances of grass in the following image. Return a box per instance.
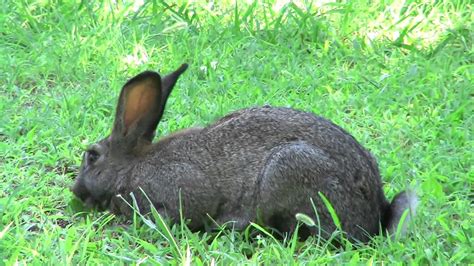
[0,0,472,264]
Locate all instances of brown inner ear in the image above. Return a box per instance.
[123,81,158,132]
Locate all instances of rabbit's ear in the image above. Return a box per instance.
[160,63,188,106]
[111,71,163,148]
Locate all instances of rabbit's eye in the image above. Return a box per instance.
[86,150,100,165]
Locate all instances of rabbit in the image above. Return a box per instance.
[71,63,418,242]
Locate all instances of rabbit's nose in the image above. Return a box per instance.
[71,178,90,202]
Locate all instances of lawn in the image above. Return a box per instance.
[0,0,472,264]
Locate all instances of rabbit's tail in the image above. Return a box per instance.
[382,190,419,236]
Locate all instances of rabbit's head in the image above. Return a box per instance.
[71,64,188,210]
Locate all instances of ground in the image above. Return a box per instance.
[0,1,472,264]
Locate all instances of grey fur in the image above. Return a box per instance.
[72,64,417,242]
[384,190,419,237]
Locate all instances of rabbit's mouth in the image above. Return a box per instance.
[71,181,112,211]
[84,196,112,211]
[71,175,115,211]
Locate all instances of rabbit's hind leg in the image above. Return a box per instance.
[255,141,337,238]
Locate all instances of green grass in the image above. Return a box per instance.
[0,0,472,264]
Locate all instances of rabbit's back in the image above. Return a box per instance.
[200,107,382,189]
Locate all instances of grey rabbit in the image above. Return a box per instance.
[72,63,418,242]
